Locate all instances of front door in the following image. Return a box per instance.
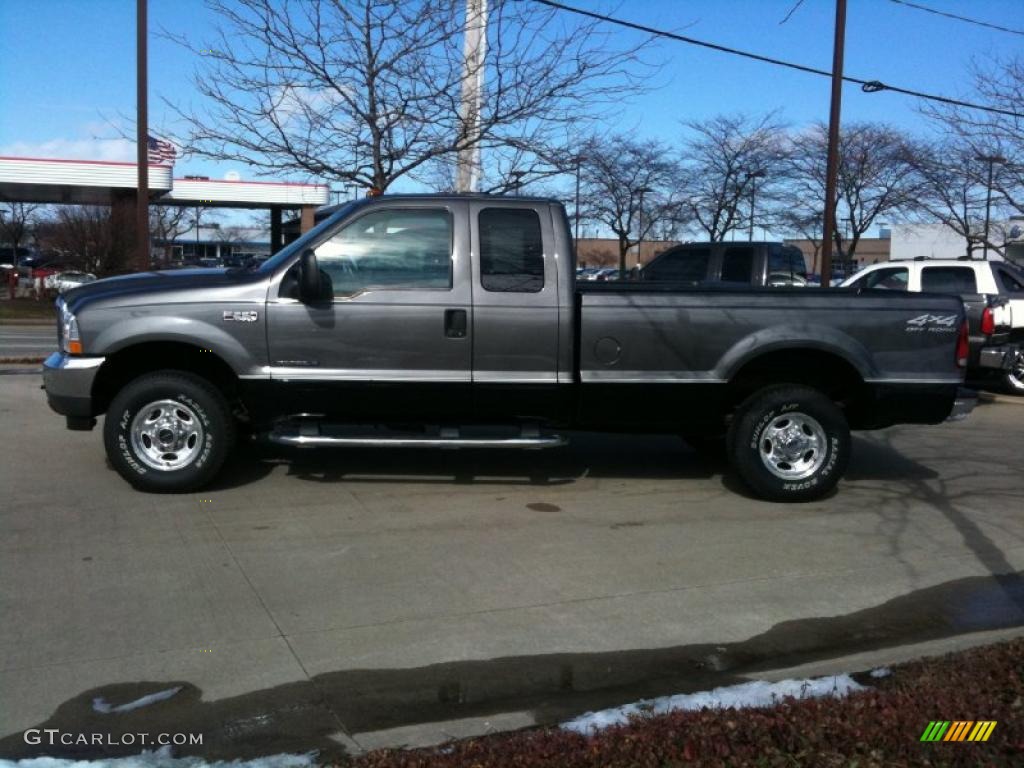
[265,202,472,420]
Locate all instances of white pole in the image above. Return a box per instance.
[456,0,487,193]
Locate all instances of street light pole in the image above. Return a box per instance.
[135,0,150,271]
[634,186,651,278]
[574,154,584,253]
[977,154,1006,259]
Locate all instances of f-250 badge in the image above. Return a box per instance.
[223,310,259,322]
[905,314,957,332]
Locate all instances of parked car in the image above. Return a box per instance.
[47,271,97,294]
[43,194,972,501]
[641,242,809,287]
[842,258,1023,393]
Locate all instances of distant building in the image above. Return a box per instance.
[784,237,891,276]
[890,220,1024,265]
[153,224,270,265]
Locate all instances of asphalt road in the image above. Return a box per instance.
[0,324,54,359]
[2,370,1024,760]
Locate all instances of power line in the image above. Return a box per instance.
[779,0,807,26]
[529,0,1024,120]
[887,0,1024,38]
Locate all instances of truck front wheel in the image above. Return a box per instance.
[727,385,849,502]
[103,371,235,492]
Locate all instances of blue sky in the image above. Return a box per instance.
[1,0,1021,192]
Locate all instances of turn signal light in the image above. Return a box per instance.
[980,306,995,336]
[956,320,969,368]
[68,340,83,355]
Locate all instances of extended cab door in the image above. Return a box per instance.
[469,201,565,421]
[265,201,473,420]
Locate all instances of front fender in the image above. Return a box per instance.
[84,308,268,376]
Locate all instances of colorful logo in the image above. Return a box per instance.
[920,721,997,742]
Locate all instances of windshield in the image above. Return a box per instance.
[254,201,362,274]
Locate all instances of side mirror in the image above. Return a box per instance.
[298,249,321,302]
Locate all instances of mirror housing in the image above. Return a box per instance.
[298,249,321,302]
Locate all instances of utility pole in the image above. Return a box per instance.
[746,169,766,241]
[820,0,846,288]
[456,0,488,193]
[977,154,1006,259]
[135,0,150,271]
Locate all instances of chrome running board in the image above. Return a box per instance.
[266,422,567,450]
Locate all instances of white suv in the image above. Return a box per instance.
[843,258,1024,393]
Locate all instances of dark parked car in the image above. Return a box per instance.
[642,242,809,287]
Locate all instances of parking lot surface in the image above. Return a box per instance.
[2,370,1024,760]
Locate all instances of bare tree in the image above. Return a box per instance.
[922,56,1024,217]
[678,113,789,242]
[149,206,194,264]
[577,135,682,275]
[41,207,133,276]
[162,0,651,193]
[910,140,1001,258]
[784,122,921,264]
[0,202,40,265]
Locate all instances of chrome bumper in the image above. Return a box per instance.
[976,344,1020,371]
[946,387,977,422]
[42,352,105,428]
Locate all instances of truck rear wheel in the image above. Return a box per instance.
[103,371,235,492]
[727,385,849,502]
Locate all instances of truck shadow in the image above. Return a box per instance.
[3,572,1022,763]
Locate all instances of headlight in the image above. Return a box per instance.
[57,299,82,355]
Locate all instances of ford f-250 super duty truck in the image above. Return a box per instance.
[42,194,974,501]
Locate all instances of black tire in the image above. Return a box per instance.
[727,385,850,502]
[103,371,235,492]
[1004,357,1024,396]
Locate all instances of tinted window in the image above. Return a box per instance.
[644,247,711,282]
[856,267,909,291]
[789,248,808,278]
[921,267,977,294]
[314,208,452,296]
[766,246,805,286]
[721,247,754,283]
[479,208,544,292]
[996,267,1024,293]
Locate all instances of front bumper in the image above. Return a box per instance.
[946,387,977,422]
[42,351,105,429]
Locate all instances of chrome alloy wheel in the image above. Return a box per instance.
[758,411,828,481]
[130,399,205,471]
[1008,354,1024,392]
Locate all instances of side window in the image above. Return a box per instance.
[861,267,909,290]
[789,248,808,278]
[721,247,754,283]
[479,208,544,293]
[996,267,1024,293]
[644,247,711,281]
[767,246,798,286]
[314,208,452,296]
[921,267,977,294]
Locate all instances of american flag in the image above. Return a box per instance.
[147,135,177,164]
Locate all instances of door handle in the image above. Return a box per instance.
[444,309,467,338]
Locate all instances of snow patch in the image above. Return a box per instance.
[93,687,183,714]
[0,746,316,768]
[562,674,866,734]
[869,667,892,678]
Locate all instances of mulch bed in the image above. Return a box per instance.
[350,638,1024,767]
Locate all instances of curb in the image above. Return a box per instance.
[0,357,45,366]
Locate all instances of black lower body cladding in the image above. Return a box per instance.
[103,370,236,492]
[727,385,851,503]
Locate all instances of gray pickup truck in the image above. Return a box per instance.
[43,194,973,501]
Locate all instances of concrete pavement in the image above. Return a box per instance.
[1,369,1023,760]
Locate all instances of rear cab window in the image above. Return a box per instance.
[995,266,1024,293]
[921,266,978,294]
[479,208,544,293]
[720,247,754,283]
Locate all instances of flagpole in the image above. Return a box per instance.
[135,0,150,271]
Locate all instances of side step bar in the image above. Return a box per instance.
[266,423,567,450]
